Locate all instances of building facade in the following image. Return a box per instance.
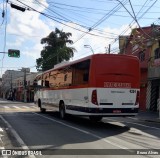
[1,69,38,102]
[13,72,38,102]
[119,24,160,111]
[0,78,2,98]
[1,70,24,99]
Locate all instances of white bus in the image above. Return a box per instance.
[34,54,140,121]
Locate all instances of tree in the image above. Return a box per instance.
[36,28,76,71]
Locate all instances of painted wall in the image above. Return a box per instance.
[140,69,147,111]
[119,26,155,111]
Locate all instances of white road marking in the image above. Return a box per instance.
[0,128,3,132]
[12,106,21,109]
[0,115,36,158]
[30,106,38,109]
[3,106,10,109]
[2,105,38,110]
[105,118,160,130]
[128,117,139,120]
[33,112,128,149]
[22,106,30,109]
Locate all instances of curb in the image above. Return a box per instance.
[144,119,160,123]
[0,115,36,158]
[137,118,160,123]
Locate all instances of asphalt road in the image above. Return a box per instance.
[0,100,160,158]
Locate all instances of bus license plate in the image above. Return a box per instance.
[113,110,121,113]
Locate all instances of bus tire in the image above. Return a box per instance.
[40,107,46,113]
[38,99,46,113]
[89,116,103,122]
[59,102,65,119]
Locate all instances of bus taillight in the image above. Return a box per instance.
[135,90,140,105]
[91,90,98,105]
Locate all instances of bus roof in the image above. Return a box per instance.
[37,53,139,76]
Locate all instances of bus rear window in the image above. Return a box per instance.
[95,56,139,77]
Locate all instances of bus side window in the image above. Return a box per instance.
[64,74,67,81]
[45,80,50,88]
[41,80,44,87]
[83,73,89,82]
[72,59,90,85]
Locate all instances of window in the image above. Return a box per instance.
[48,67,72,88]
[139,51,145,62]
[154,48,160,59]
[72,59,90,85]
[64,74,67,81]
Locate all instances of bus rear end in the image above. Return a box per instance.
[89,54,140,117]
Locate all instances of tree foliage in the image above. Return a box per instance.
[36,28,76,71]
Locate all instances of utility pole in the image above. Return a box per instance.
[108,44,111,54]
[10,72,13,100]
[24,68,27,103]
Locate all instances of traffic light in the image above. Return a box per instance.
[8,49,20,58]
[10,3,26,12]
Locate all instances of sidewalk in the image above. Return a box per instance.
[136,110,160,123]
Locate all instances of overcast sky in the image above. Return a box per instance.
[0,0,160,77]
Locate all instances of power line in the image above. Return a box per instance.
[73,0,127,44]
[105,0,157,52]
[15,0,116,40]
[91,0,127,29]
[35,0,95,29]
[34,0,94,30]
[48,3,100,25]
[87,0,154,54]
[48,1,160,20]
[34,0,73,23]
[138,0,158,20]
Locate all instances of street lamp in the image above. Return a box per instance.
[84,45,94,54]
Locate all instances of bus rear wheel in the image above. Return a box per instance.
[59,102,66,119]
[38,100,46,113]
[89,116,103,122]
[40,107,46,113]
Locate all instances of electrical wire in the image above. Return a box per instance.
[48,1,160,17]
[138,0,158,20]
[83,0,154,55]
[15,0,118,40]
[73,0,127,44]
[91,0,127,29]
[4,0,159,70]
[105,0,156,52]
[34,0,94,29]
[34,0,73,23]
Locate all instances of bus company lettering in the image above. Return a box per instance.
[104,82,131,88]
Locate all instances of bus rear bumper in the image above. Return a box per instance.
[66,105,139,116]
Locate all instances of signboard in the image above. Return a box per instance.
[21,68,30,73]
[104,82,131,88]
